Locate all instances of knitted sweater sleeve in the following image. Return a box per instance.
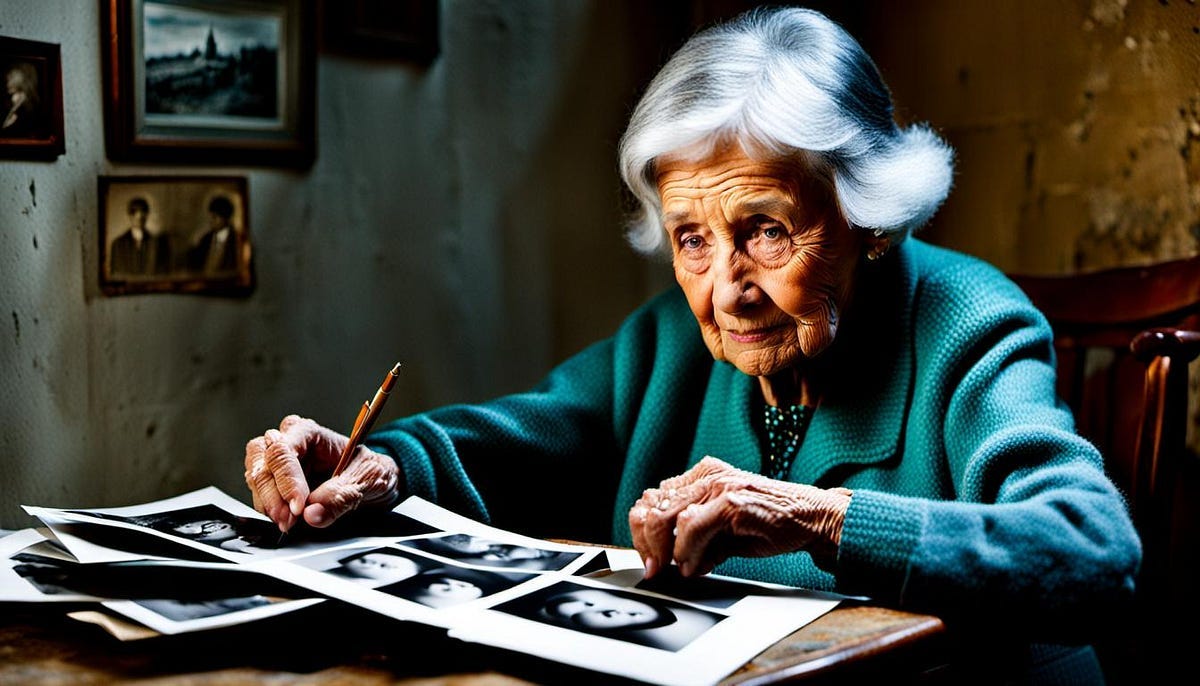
[361,334,622,542]
[361,289,706,545]
[836,258,1142,637]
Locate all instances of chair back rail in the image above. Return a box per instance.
[1009,254,1200,683]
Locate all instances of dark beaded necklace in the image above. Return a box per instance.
[760,404,815,480]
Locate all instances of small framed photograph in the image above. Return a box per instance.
[101,0,314,167]
[99,175,254,296]
[0,36,65,160]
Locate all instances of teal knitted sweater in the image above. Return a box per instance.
[365,238,1140,637]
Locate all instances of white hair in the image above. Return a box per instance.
[618,6,955,256]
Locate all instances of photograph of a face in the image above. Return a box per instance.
[0,35,65,159]
[492,579,726,652]
[297,544,437,588]
[400,532,583,572]
[377,560,534,609]
[98,175,253,295]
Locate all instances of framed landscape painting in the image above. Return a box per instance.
[101,0,314,167]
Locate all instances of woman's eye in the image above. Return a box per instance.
[681,235,704,250]
[759,222,786,240]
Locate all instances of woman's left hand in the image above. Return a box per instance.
[629,456,852,578]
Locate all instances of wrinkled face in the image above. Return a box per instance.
[548,589,662,631]
[656,143,864,377]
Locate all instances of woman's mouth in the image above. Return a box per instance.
[725,325,785,343]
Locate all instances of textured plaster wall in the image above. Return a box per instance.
[0,0,670,528]
[843,0,1200,451]
[851,0,1200,273]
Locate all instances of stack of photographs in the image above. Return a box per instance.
[4,487,843,685]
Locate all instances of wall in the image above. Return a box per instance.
[3,1,1198,529]
[0,0,673,528]
[839,0,1200,451]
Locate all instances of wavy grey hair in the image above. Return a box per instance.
[618,6,954,256]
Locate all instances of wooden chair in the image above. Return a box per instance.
[1009,254,1200,683]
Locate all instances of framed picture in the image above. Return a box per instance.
[318,0,439,62]
[101,0,314,167]
[0,36,65,160]
[98,175,254,296]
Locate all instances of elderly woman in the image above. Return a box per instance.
[244,7,1139,684]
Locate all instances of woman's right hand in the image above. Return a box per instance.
[243,414,401,533]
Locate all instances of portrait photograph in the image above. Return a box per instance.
[98,175,253,296]
[102,0,314,166]
[492,579,726,652]
[399,532,584,572]
[132,595,271,621]
[0,35,65,159]
[295,544,440,588]
[378,561,534,610]
[106,594,323,635]
[74,503,278,554]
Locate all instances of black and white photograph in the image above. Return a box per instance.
[492,579,725,652]
[390,496,600,576]
[400,532,584,572]
[102,0,314,166]
[103,593,322,635]
[75,504,280,555]
[378,562,534,610]
[132,595,272,621]
[0,35,64,159]
[1,531,98,602]
[99,175,254,296]
[22,486,387,564]
[295,544,437,588]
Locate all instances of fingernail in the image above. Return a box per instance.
[306,504,329,527]
[644,556,658,578]
[289,498,303,516]
[679,560,691,577]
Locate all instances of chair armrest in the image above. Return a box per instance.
[1130,328,1200,363]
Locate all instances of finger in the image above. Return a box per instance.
[673,498,729,577]
[262,427,311,522]
[628,492,655,575]
[639,488,684,577]
[244,435,294,532]
[304,447,398,528]
[304,474,363,528]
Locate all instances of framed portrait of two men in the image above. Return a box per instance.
[99,175,254,296]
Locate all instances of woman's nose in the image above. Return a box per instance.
[711,251,760,314]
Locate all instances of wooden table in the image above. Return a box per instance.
[0,599,945,685]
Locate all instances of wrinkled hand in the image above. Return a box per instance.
[243,414,401,532]
[629,456,852,578]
